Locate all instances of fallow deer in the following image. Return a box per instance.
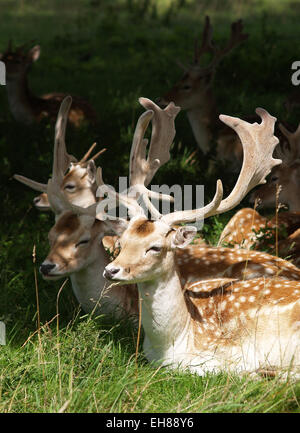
[156,16,248,164]
[103,108,300,377]
[37,96,180,316]
[35,98,300,322]
[0,41,97,127]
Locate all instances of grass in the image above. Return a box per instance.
[0,0,300,413]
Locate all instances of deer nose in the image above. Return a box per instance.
[103,267,120,280]
[39,263,56,276]
[33,196,41,205]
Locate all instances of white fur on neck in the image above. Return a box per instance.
[138,267,190,366]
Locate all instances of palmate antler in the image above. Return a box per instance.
[96,98,180,220]
[111,108,281,227]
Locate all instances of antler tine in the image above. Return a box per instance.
[13,174,47,193]
[161,108,281,226]
[88,147,107,163]
[207,18,248,69]
[279,122,300,162]
[79,142,97,163]
[194,16,215,64]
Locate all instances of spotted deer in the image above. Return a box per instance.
[156,16,248,164]
[0,41,97,126]
[103,108,300,377]
[218,208,300,266]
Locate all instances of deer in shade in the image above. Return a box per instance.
[0,41,97,126]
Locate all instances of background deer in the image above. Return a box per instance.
[103,107,300,377]
[156,16,248,162]
[0,41,97,126]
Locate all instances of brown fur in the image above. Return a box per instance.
[131,219,155,236]
[54,211,80,234]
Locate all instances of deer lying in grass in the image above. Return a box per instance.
[156,16,248,162]
[102,108,300,377]
[0,41,97,126]
[36,96,180,316]
[22,97,300,321]
[219,123,300,264]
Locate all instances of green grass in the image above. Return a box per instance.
[1,0,300,413]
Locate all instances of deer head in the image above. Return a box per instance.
[0,41,41,81]
[14,97,106,211]
[250,123,300,211]
[157,17,248,111]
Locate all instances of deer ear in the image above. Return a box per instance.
[28,45,41,63]
[87,160,96,183]
[171,226,197,249]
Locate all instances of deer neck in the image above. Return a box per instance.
[137,258,190,364]
[6,72,37,124]
[70,241,110,314]
[186,96,216,154]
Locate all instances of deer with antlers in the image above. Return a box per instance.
[219,123,300,264]
[16,97,300,320]
[102,108,300,377]
[14,140,106,212]
[31,96,180,316]
[0,41,97,126]
[156,16,248,163]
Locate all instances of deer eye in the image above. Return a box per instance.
[75,239,90,248]
[146,246,162,253]
[182,84,191,90]
[64,183,76,191]
[271,176,279,182]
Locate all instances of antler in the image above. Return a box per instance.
[78,142,107,164]
[194,16,215,64]
[96,98,180,221]
[13,95,77,193]
[194,16,248,70]
[278,122,300,163]
[130,97,180,187]
[159,108,281,226]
